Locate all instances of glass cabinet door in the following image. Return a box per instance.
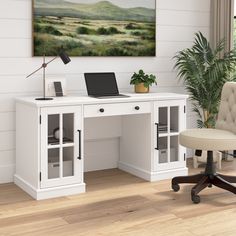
[41,106,82,188]
[154,101,186,171]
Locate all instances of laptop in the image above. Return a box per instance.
[84,72,129,98]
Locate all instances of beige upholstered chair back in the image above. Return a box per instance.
[216,82,236,134]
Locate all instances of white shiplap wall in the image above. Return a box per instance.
[0,0,210,183]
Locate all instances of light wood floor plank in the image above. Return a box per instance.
[0,159,235,236]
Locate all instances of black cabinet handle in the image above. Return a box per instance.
[135,106,140,110]
[77,130,82,160]
[99,108,104,113]
[155,123,159,150]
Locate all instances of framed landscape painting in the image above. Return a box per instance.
[33,0,156,56]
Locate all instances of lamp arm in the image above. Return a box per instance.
[26,56,58,79]
[45,56,58,66]
[26,65,43,78]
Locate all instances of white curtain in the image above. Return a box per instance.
[210,0,234,52]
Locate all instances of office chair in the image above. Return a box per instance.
[172,82,236,203]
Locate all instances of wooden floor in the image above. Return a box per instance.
[0,159,236,236]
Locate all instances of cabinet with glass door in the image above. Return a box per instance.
[154,100,186,172]
[40,106,83,188]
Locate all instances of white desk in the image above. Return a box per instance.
[15,93,188,200]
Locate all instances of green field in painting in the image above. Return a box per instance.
[234,18,236,49]
[33,0,156,56]
[34,17,155,56]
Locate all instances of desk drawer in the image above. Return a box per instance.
[84,102,151,118]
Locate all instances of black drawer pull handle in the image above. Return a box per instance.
[135,106,140,110]
[77,130,82,160]
[155,123,159,150]
[99,108,104,113]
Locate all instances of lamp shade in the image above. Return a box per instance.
[59,51,71,64]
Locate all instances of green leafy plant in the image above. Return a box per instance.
[130,69,157,88]
[174,32,236,128]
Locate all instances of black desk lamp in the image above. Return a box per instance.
[26,51,71,100]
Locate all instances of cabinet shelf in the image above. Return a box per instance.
[48,144,60,149]
[48,137,73,145]
[158,129,178,134]
[48,143,75,149]
[159,132,179,138]
[62,143,75,148]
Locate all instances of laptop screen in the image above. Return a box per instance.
[84,73,119,96]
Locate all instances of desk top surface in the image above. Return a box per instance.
[16,92,189,107]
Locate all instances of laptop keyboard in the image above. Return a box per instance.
[95,94,129,99]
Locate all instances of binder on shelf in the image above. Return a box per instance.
[159,123,167,133]
[158,123,175,133]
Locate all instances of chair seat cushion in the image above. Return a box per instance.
[179,128,236,150]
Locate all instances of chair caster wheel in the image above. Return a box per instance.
[192,195,200,204]
[172,184,180,192]
[208,183,212,188]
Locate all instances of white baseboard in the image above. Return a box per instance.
[150,167,188,182]
[14,174,37,198]
[118,161,152,181]
[118,161,188,182]
[14,175,86,200]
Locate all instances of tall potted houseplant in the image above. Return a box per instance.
[174,32,236,128]
[174,32,236,163]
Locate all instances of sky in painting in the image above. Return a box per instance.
[65,0,155,9]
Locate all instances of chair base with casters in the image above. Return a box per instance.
[172,83,236,203]
[172,150,236,203]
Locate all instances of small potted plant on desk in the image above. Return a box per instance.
[130,69,157,93]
